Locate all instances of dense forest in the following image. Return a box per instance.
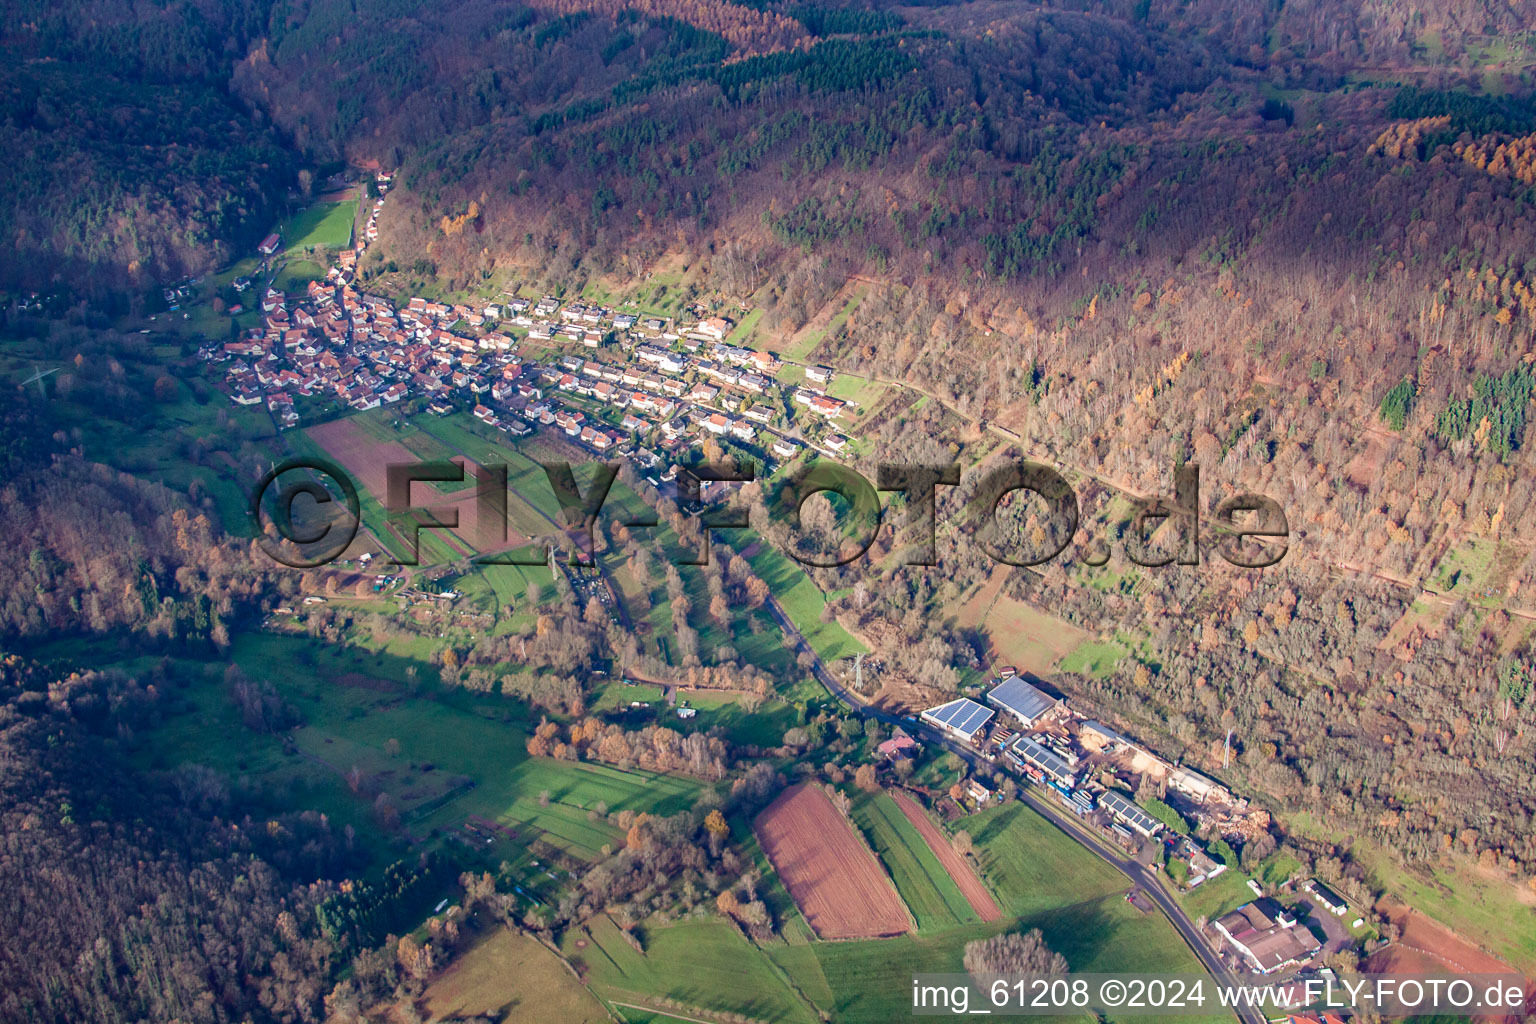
[0,0,293,291]
[0,655,342,1022]
[3,0,1532,291]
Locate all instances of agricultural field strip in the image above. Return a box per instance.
[851,792,979,931]
[754,784,912,940]
[888,790,1002,923]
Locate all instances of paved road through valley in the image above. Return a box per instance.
[763,596,1259,1024]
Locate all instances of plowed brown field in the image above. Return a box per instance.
[1365,905,1532,1023]
[755,784,911,939]
[307,418,529,555]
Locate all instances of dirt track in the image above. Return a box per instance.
[755,784,911,939]
[889,789,1002,922]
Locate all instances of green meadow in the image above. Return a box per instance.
[851,791,978,932]
[281,200,357,251]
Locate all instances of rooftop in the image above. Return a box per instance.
[921,698,994,736]
[1215,901,1320,973]
[987,675,1059,723]
[1010,734,1075,782]
[1098,791,1161,835]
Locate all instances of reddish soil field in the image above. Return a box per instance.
[307,418,530,555]
[755,784,912,940]
[334,672,401,692]
[889,790,1002,922]
[1366,905,1533,1022]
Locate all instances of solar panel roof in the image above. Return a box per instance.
[1098,790,1161,833]
[922,697,994,735]
[987,675,1058,723]
[1011,734,1075,781]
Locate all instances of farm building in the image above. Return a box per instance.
[1006,734,1077,787]
[1212,900,1321,974]
[1098,791,1162,838]
[1304,881,1349,916]
[920,698,994,744]
[258,232,282,255]
[986,675,1060,727]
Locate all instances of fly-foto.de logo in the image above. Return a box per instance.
[250,459,1289,571]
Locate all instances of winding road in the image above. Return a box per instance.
[763,597,1258,1024]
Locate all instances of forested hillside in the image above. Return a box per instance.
[3,0,1532,294]
[222,0,1536,902]
[0,0,291,293]
[0,655,343,1023]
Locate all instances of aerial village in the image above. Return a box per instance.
[212,175,1377,994]
[210,175,852,474]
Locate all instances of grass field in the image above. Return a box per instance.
[126,633,509,869]
[286,426,445,564]
[741,540,865,664]
[732,817,817,945]
[422,928,609,1024]
[1285,811,1536,971]
[127,632,703,874]
[962,802,1126,917]
[564,915,820,1024]
[1178,865,1255,923]
[411,411,567,528]
[675,690,800,748]
[416,754,705,864]
[1429,537,1514,606]
[957,579,1090,676]
[273,258,328,292]
[725,307,765,345]
[1058,638,1128,679]
[851,792,978,932]
[334,409,854,684]
[592,680,667,710]
[295,409,568,565]
[781,285,865,363]
[823,373,889,414]
[767,892,1224,1024]
[0,333,272,535]
[281,200,357,250]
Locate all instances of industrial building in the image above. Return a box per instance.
[1007,734,1078,788]
[1097,790,1162,838]
[920,698,995,744]
[1212,900,1321,974]
[985,675,1060,727]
